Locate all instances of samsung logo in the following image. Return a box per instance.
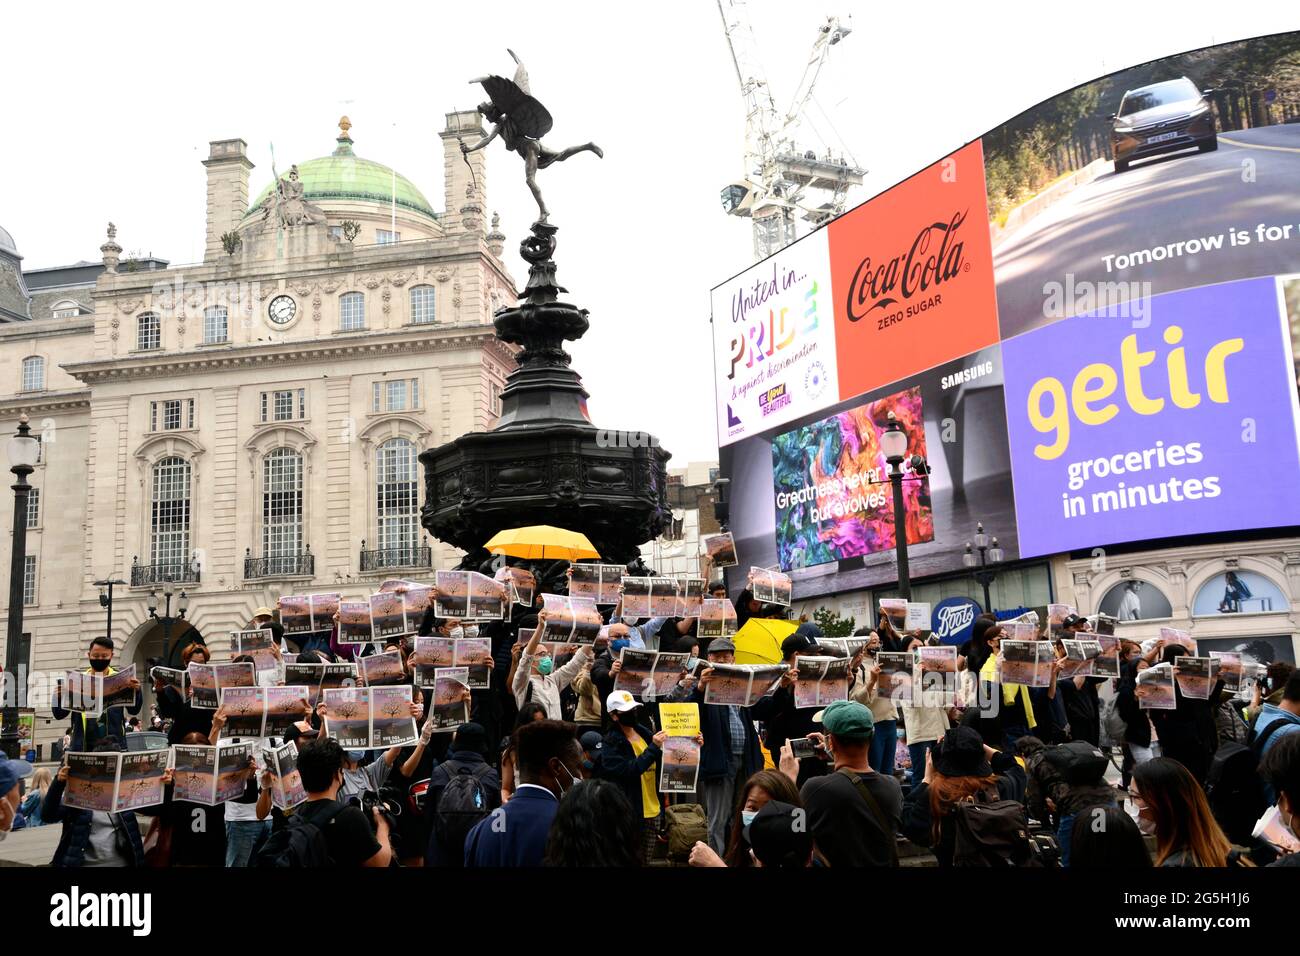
[941,361,993,390]
[50,886,151,936]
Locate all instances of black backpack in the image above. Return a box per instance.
[952,791,1044,867]
[432,762,495,853]
[1205,718,1289,843]
[255,802,345,868]
[1044,741,1109,785]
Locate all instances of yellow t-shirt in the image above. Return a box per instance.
[629,734,660,819]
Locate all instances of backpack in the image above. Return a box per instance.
[1101,695,1126,748]
[1205,718,1289,844]
[255,802,346,868]
[1044,741,1109,786]
[951,791,1041,867]
[663,803,708,862]
[432,761,496,853]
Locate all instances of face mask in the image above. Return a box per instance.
[551,759,580,795]
[345,750,366,764]
[619,708,641,726]
[741,809,758,827]
[463,625,480,639]
[1127,799,1156,836]
[537,657,554,676]
[88,658,111,672]
[611,639,631,654]
[686,657,701,672]
[449,627,464,640]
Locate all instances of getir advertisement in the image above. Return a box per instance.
[1003,276,1300,557]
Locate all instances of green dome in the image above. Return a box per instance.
[246,131,437,222]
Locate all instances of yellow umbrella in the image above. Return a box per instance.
[733,617,798,665]
[483,525,600,562]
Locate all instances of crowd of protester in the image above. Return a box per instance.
[2,572,1298,871]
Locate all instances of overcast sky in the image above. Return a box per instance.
[5,1,1293,465]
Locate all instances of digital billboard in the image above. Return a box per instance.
[712,31,1300,599]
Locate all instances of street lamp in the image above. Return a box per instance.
[963,522,1005,612]
[879,412,929,601]
[94,577,128,645]
[148,582,190,668]
[2,415,41,759]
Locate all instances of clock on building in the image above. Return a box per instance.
[268,295,297,325]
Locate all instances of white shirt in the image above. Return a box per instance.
[512,645,593,719]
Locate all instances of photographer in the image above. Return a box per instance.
[295,738,393,867]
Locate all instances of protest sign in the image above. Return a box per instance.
[660,737,701,793]
[659,703,701,737]
[703,532,737,568]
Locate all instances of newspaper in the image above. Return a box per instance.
[876,651,914,704]
[322,684,418,748]
[701,663,788,707]
[216,686,312,739]
[359,649,407,687]
[495,565,536,607]
[171,741,256,806]
[793,656,850,709]
[674,577,707,618]
[62,750,169,813]
[263,739,308,810]
[430,668,471,732]
[1174,656,1214,700]
[1136,663,1177,710]
[187,661,255,710]
[751,567,792,607]
[620,576,652,618]
[659,737,701,794]
[703,532,737,568]
[697,598,738,639]
[614,649,690,701]
[278,593,341,635]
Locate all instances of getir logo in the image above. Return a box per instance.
[829,139,1000,399]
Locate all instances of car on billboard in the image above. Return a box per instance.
[1110,77,1217,172]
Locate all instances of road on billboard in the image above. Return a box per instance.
[993,124,1300,339]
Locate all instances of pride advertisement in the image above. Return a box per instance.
[711,229,838,446]
[1003,275,1300,558]
[829,139,1001,400]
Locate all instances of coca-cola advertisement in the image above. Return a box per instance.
[828,140,1000,402]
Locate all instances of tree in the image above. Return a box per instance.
[813,607,855,638]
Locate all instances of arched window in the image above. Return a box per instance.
[339,292,365,331]
[151,457,191,570]
[1193,570,1287,616]
[1097,579,1173,621]
[376,438,419,553]
[21,356,44,391]
[409,285,436,325]
[263,448,304,563]
[137,312,161,350]
[204,306,228,344]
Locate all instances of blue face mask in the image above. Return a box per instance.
[345,750,366,764]
[537,657,554,676]
[611,639,631,654]
[741,809,758,827]
[686,657,701,672]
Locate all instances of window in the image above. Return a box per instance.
[21,356,45,391]
[151,457,191,567]
[22,555,36,606]
[204,306,228,344]
[137,312,161,350]
[1193,571,1287,616]
[339,292,365,331]
[263,448,304,557]
[489,383,501,416]
[376,438,419,552]
[34,434,41,465]
[1098,580,1173,621]
[329,226,343,240]
[377,229,401,245]
[149,398,195,432]
[259,388,306,423]
[372,378,419,412]
[410,285,435,325]
[26,488,39,529]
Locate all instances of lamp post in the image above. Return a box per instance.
[2,415,41,759]
[879,412,928,602]
[147,583,189,668]
[963,522,1005,613]
[93,577,128,645]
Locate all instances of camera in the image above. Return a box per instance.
[349,791,402,828]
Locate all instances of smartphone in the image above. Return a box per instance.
[789,737,823,760]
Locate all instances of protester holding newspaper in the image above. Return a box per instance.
[153,641,213,745]
[849,627,903,776]
[597,690,669,863]
[750,624,829,786]
[688,635,764,853]
[52,636,143,752]
[512,610,607,718]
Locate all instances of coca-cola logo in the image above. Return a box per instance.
[934,600,977,640]
[845,209,970,321]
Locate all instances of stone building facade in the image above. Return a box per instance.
[0,115,518,753]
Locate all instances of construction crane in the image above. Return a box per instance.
[717,0,865,261]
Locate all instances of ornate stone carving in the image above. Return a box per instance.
[381,287,392,315]
[390,271,410,287]
[435,268,452,283]
[117,299,142,314]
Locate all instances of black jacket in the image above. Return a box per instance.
[687,687,761,781]
[43,777,148,868]
[155,685,212,745]
[900,751,1025,867]
[1115,658,1152,747]
[596,724,661,819]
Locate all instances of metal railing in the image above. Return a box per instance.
[244,547,314,579]
[359,542,432,572]
[130,557,200,587]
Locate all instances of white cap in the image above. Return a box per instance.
[605,689,638,713]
